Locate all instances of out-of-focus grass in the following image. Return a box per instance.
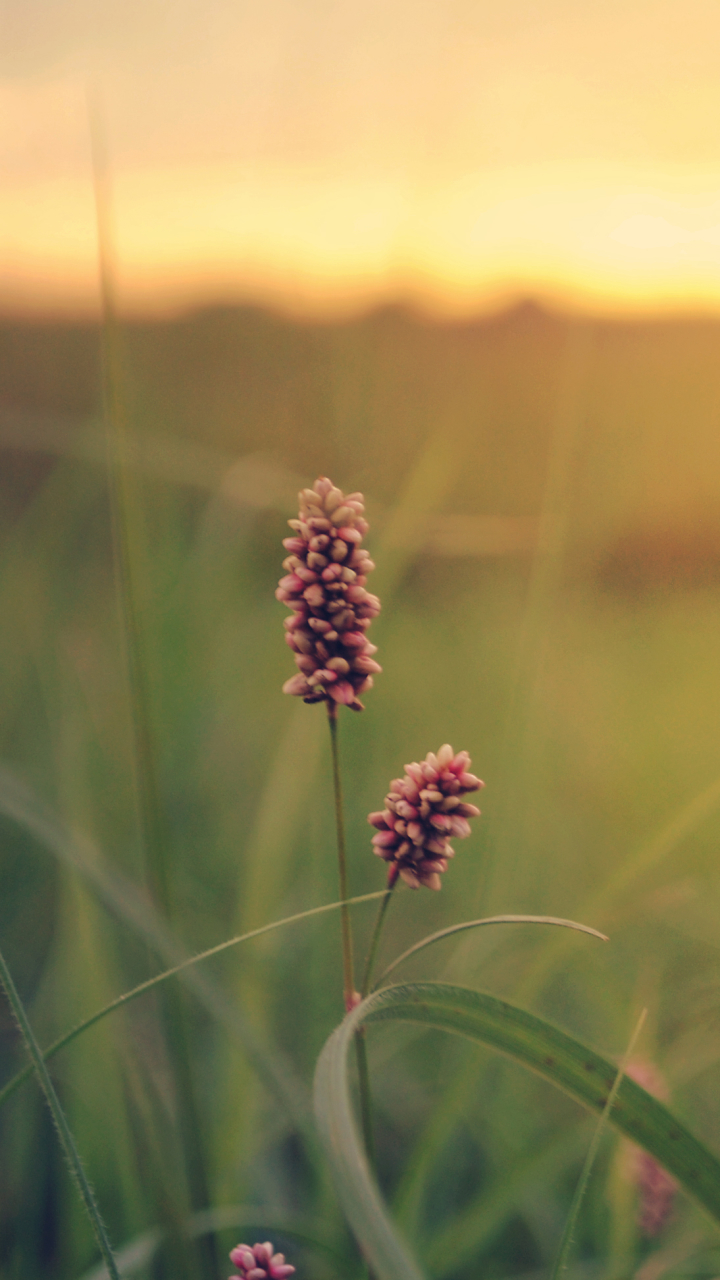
[1,302,720,1278]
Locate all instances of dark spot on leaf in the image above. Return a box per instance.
[544,1056,555,1068]
[584,1062,596,1072]
[669,1130,681,1141]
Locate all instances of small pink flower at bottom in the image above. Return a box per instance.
[368,744,483,889]
[229,1241,295,1279]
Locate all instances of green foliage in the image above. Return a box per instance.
[315,986,720,1280]
[2,304,720,1278]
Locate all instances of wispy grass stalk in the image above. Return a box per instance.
[550,1007,648,1280]
[87,88,215,1280]
[0,942,121,1280]
[0,890,387,1112]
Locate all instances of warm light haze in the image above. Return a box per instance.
[5,0,720,318]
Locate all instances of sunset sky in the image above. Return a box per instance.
[4,0,720,317]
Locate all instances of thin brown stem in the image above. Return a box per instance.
[326,703,356,1008]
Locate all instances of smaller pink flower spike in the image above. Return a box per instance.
[368,745,483,888]
[229,1241,296,1280]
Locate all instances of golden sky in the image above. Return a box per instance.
[4,0,720,317]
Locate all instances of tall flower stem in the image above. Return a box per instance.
[325,702,376,1280]
[0,944,121,1280]
[327,703,356,1009]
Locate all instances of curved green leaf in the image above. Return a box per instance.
[377,915,607,985]
[314,983,720,1280]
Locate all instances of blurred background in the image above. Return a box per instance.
[3,2,720,1279]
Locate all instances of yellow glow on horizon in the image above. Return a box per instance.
[7,158,720,319]
[7,0,720,317]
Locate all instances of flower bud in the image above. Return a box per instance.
[229,1241,295,1280]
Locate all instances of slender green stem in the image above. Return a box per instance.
[326,704,356,1008]
[361,874,398,998]
[0,890,387,1113]
[550,1007,648,1280]
[325,705,375,1279]
[0,943,121,1280]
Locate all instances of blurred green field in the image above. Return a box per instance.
[2,301,720,1280]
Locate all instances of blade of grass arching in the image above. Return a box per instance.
[0,890,387,1111]
[88,90,215,1280]
[367,986,720,1217]
[386,915,606,1238]
[376,915,607,986]
[0,762,311,1131]
[432,753,720,1248]
[549,1008,647,1280]
[315,984,720,1280]
[0,943,121,1280]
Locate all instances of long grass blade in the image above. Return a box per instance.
[0,943,121,1280]
[314,983,720,1280]
[376,914,607,986]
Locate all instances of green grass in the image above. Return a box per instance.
[2,302,720,1278]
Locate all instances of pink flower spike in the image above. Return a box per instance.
[277,478,380,708]
[369,747,483,888]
